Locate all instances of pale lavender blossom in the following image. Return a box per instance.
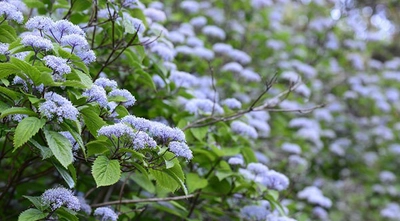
[144,8,166,22]
[262,170,290,191]
[222,98,242,109]
[77,196,91,215]
[43,55,71,79]
[186,37,204,47]
[94,207,118,221]
[169,70,197,88]
[297,186,332,208]
[212,43,233,54]
[122,115,153,132]
[231,121,258,139]
[25,16,54,31]
[39,92,78,122]
[202,25,226,39]
[247,163,268,176]
[190,16,207,27]
[42,187,80,211]
[281,143,302,155]
[94,77,118,90]
[0,43,9,55]
[228,156,244,166]
[0,2,23,23]
[221,62,243,73]
[108,89,136,107]
[312,207,329,220]
[230,49,251,65]
[251,0,273,8]
[50,20,85,40]
[98,123,135,138]
[192,47,214,60]
[153,75,166,88]
[149,122,186,143]
[240,205,269,221]
[241,69,261,82]
[60,34,89,49]
[9,114,27,122]
[12,75,44,93]
[180,1,200,13]
[168,141,193,160]
[380,171,396,183]
[151,43,175,61]
[175,45,194,55]
[83,85,108,107]
[167,31,185,43]
[381,203,400,219]
[288,155,308,167]
[184,98,224,115]
[76,50,96,64]
[132,131,157,149]
[21,34,53,51]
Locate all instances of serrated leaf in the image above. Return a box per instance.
[54,162,75,188]
[23,196,47,211]
[13,117,46,150]
[0,24,17,43]
[190,127,209,141]
[10,57,42,84]
[44,129,73,168]
[56,207,78,221]
[186,173,208,193]
[131,173,155,193]
[29,139,53,159]
[0,107,37,119]
[150,169,179,192]
[92,156,121,187]
[80,107,107,137]
[86,139,110,156]
[18,209,48,221]
[0,63,19,79]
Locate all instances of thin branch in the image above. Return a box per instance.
[91,194,196,207]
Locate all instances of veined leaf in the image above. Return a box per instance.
[80,107,107,137]
[54,162,75,188]
[13,117,46,150]
[18,209,48,221]
[44,129,73,168]
[92,156,121,187]
[0,107,37,119]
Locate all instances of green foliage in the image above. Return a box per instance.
[92,156,121,187]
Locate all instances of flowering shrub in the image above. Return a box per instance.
[0,0,399,220]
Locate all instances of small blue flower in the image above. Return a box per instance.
[0,2,23,24]
[21,34,53,51]
[39,92,78,122]
[94,207,118,221]
[76,49,96,64]
[231,121,258,139]
[61,34,89,49]
[168,141,193,160]
[41,187,80,211]
[94,77,118,90]
[132,131,157,149]
[83,85,108,107]
[108,89,136,107]
[26,16,54,31]
[43,55,71,75]
[98,123,135,138]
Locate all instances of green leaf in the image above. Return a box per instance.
[150,169,179,192]
[10,57,42,84]
[29,139,53,159]
[0,24,17,43]
[72,0,91,11]
[18,209,48,221]
[241,147,257,164]
[186,173,208,193]
[86,139,110,156]
[136,69,156,91]
[23,196,47,211]
[0,63,19,79]
[60,121,86,158]
[24,0,46,8]
[0,107,37,119]
[190,127,209,141]
[80,107,107,137]
[13,117,46,150]
[55,207,78,221]
[54,162,75,188]
[0,86,21,100]
[92,156,121,187]
[44,129,73,168]
[131,173,155,193]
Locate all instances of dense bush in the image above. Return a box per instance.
[0,0,399,220]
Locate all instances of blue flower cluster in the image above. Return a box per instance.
[39,92,79,122]
[239,163,289,192]
[93,207,118,221]
[41,187,80,211]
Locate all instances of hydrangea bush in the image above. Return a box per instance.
[0,0,398,220]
